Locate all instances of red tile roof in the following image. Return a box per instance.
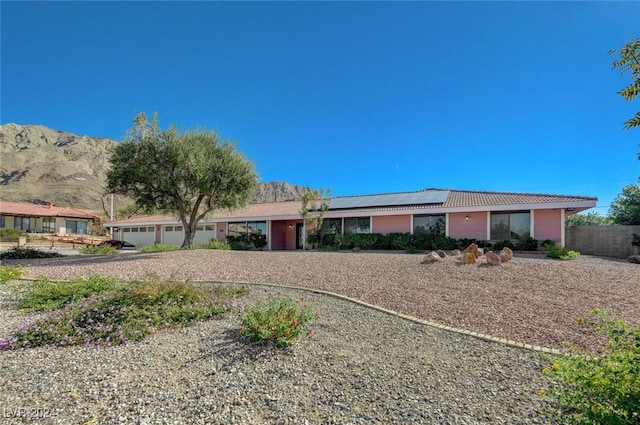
[442,189,597,208]
[0,201,99,220]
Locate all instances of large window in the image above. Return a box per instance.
[413,215,445,235]
[321,218,343,234]
[42,218,56,233]
[14,217,30,231]
[228,221,266,237]
[344,217,370,234]
[490,212,530,240]
[0,215,6,228]
[65,220,88,235]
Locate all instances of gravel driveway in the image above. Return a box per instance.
[1,250,637,424]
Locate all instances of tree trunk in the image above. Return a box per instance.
[182,221,197,248]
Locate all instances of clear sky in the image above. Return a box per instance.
[2,1,639,214]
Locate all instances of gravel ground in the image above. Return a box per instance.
[0,250,636,424]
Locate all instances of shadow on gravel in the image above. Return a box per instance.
[187,328,280,371]
[1,252,162,268]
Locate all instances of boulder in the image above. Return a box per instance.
[499,247,513,263]
[422,251,441,263]
[485,251,502,266]
[450,249,461,256]
[462,243,479,258]
[462,252,476,265]
[436,249,447,258]
[627,255,640,264]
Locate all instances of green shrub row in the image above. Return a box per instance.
[0,228,27,242]
[226,234,267,250]
[318,233,546,251]
[0,247,63,260]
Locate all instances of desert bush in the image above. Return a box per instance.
[0,247,63,260]
[240,294,318,347]
[200,239,231,250]
[79,245,118,255]
[545,243,580,260]
[542,309,640,425]
[0,275,248,350]
[493,240,516,251]
[0,228,26,242]
[386,233,412,250]
[138,243,182,253]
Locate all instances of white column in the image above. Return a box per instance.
[486,212,491,240]
[267,221,272,251]
[560,209,566,247]
[445,213,449,237]
[530,210,535,239]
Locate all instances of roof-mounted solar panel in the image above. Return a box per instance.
[328,190,449,210]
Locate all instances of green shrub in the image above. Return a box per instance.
[476,240,493,249]
[386,233,412,250]
[200,239,231,250]
[542,309,640,425]
[542,239,557,248]
[0,275,248,350]
[0,228,27,242]
[493,240,516,251]
[0,247,63,260]
[545,243,580,260]
[18,276,126,311]
[226,235,251,250]
[251,234,268,250]
[79,245,118,255]
[516,237,539,251]
[240,294,318,347]
[405,246,423,254]
[0,266,24,283]
[138,243,182,253]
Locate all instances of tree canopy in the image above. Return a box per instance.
[299,188,331,249]
[610,38,640,131]
[609,184,640,225]
[107,113,258,248]
[565,212,612,226]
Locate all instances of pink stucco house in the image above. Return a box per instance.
[104,188,597,249]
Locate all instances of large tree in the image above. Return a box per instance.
[610,38,640,131]
[107,113,258,248]
[609,184,640,225]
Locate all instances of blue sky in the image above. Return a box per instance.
[2,1,639,214]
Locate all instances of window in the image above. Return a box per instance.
[65,220,88,235]
[227,223,242,238]
[490,212,530,240]
[228,221,267,237]
[14,217,30,231]
[205,225,215,231]
[196,226,204,231]
[413,215,445,235]
[248,221,267,235]
[321,218,342,234]
[131,227,139,232]
[175,226,183,231]
[139,227,147,232]
[344,217,370,234]
[123,228,131,233]
[42,218,56,233]
[0,215,5,228]
[148,227,154,232]
[165,226,173,232]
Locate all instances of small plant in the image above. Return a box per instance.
[0,275,248,350]
[0,266,24,283]
[199,239,231,250]
[138,243,182,253]
[79,245,118,255]
[541,309,640,424]
[0,228,27,242]
[240,295,318,347]
[0,247,63,260]
[545,243,580,260]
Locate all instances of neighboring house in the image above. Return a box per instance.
[0,201,99,235]
[103,188,597,249]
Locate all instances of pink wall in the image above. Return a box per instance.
[448,212,488,239]
[216,222,227,240]
[285,220,302,250]
[372,215,411,234]
[534,209,561,242]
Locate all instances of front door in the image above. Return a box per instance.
[296,223,304,249]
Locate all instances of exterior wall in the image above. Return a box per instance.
[285,220,302,250]
[565,225,640,258]
[372,215,410,234]
[533,209,562,242]
[193,225,217,246]
[217,222,227,241]
[448,212,488,239]
[120,225,157,247]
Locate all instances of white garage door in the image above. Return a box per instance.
[120,226,156,248]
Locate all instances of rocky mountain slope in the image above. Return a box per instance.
[0,123,311,210]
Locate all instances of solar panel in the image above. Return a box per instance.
[328,190,449,210]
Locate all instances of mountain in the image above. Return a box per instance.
[0,123,312,211]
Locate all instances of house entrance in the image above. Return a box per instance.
[296,223,304,249]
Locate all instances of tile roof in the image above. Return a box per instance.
[0,200,99,219]
[103,188,597,226]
